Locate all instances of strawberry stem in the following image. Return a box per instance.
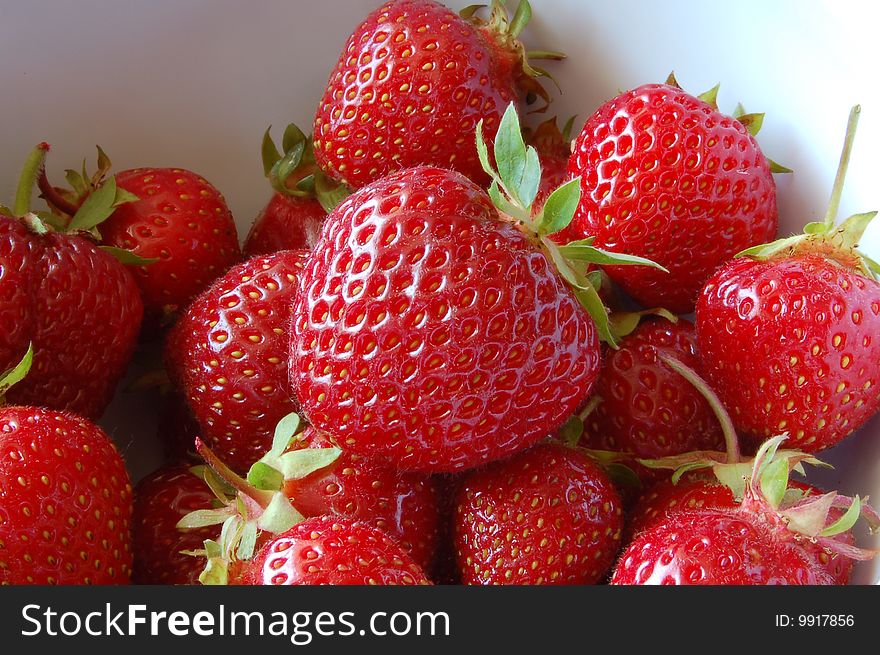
[37,167,79,217]
[13,143,50,216]
[823,105,860,230]
[195,438,275,509]
[659,355,741,464]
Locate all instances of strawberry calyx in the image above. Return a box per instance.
[462,0,564,108]
[477,102,668,347]
[177,413,342,585]
[607,307,677,342]
[6,144,154,266]
[664,72,791,173]
[744,435,880,561]
[557,400,643,492]
[0,343,33,404]
[261,123,349,213]
[638,356,829,495]
[524,115,576,160]
[738,105,879,280]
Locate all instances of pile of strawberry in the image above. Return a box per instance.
[2,0,879,587]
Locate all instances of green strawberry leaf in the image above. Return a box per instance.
[176,507,233,530]
[665,71,681,89]
[519,146,541,209]
[737,112,765,137]
[768,158,793,174]
[68,176,119,231]
[276,447,342,480]
[270,140,306,195]
[494,103,529,205]
[270,412,302,458]
[0,343,33,396]
[536,178,580,236]
[488,181,530,224]
[759,455,789,509]
[261,126,282,176]
[508,0,532,38]
[737,233,803,260]
[315,173,350,213]
[94,145,113,182]
[197,539,229,586]
[459,4,486,19]
[282,123,307,154]
[475,118,498,185]
[247,462,285,491]
[711,462,752,500]
[558,240,669,271]
[256,491,304,534]
[697,83,720,110]
[236,521,258,560]
[99,246,158,266]
[559,415,584,447]
[65,169,88,197]
[781,492,837,536]
[732,102,747,119]
[820,496,862,538]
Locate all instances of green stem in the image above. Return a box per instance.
[13,143,50,216]
[195,438,274,508]
[659,354,741,464]
[823,105,861,230]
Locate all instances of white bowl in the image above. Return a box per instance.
[1,0,878,583]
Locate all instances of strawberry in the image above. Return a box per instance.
[580,316,725,469]
[132,463,218,585]
[453,442,623,584]
[243,124,343,257]
[564,76,785,312]
[240,516,431,585]
[277,426,440,569]
[696,106,880,452]
[628,476,855,584]
[527,116,574,212]
[0,356,133,585]
[292,105,663,472]
[166,250,308,473]
[611,436,879,585]
[0,144,142,419]
[313,0,562,189]
[40,148,241,326]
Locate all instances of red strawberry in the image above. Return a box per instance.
[527,116,574,212]
[244,193,326,258]
[581,317,724,468]
[696,106,880,452]
[289,166,600,472]
[279,426,441,569]
[240,516,431,585]
[0,401,133,585]
[132,463,218,585]
[313,0,561,189]
[628,476,855,584]
[166,250,308,472]
[0,144,142,419]
[243,124,338,257]
[611,437,878,585]
[564,77,783,312]
[40,149,241,325]
[454,442,623,584]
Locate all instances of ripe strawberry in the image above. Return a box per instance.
[0,144,142,419]
[564,77,783,312]
[243,124,340,257]
[293,103,665,472]
[289,166,600,471]
[628,476,855,584]
[696,106,880,451]
[240,516,431,585]
[40,148,241,325]
[581,317,724,468]
[313,0,561,189]
[132,463,218,585]
[454,442,623,584]
[166,250,308,472]
[277,426,440,569]
[527,116,574,212]
[611,437,878,585]
[0,400,133,585]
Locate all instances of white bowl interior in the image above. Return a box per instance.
[1,0,877,582]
